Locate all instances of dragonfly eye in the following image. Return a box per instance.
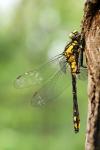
[69,30,80,40]
[69,32,77,40]
[72,30,78,35]
[69,32,74,39]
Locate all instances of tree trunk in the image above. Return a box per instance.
[81,0,100,150]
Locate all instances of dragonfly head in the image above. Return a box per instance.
[69,30,81,41]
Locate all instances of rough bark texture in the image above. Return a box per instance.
[81,0,100,150]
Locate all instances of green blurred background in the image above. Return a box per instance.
[0,0,88,150]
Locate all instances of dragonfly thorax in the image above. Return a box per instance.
[64,40,80,74]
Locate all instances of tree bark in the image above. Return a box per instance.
[81,0,100,150]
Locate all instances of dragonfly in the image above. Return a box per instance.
[14,30,87,133]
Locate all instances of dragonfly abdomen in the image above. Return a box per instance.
[73,112,80,133]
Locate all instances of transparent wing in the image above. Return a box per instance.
[14,53,71,107]
[14,53,64,89]
[14,70,43,89]
[31,56,71,106]
[31,68,71,107]
[78,67,88,80]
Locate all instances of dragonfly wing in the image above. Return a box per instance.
[14,53,71,106]
[14,53,64,89]
[14,70,43,89]
[78,67,88,80]
[31,69,71,107]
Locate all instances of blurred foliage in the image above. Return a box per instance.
[0,0,88,150]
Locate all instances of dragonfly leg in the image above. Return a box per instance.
[79,47,87,68]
